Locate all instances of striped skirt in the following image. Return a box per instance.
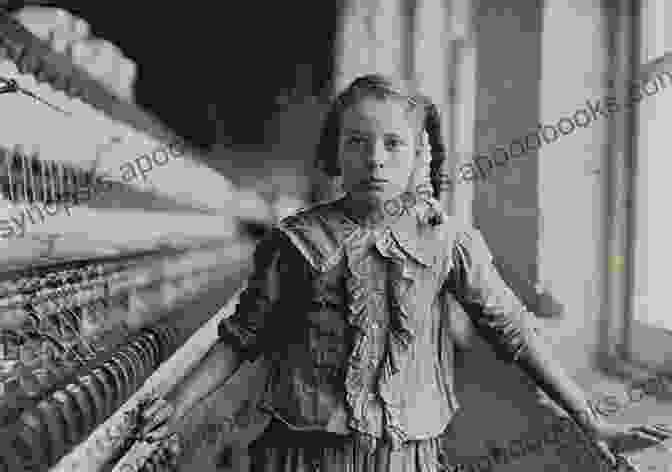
[249,420,446,472]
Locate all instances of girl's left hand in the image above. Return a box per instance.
[582,416,672,466]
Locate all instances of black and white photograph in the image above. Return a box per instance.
[0,1,670,471]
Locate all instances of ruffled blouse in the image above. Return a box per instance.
[218,196,540,452]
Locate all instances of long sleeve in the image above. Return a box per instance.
[217,228,301,362]
[444,227,597,423]
[443,227,539,363]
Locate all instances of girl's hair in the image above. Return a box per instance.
[315,74,447,200]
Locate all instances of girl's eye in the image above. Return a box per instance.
[385,138,406,151]
[346,136,367,146]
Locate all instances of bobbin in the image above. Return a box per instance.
[90,366,116,421]
[76,373,106,428]
[65,382,95,438]
[105,357,130,408]
[51,389,82,447]
[35,398,67,466]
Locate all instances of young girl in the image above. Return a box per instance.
[170,74,659,471]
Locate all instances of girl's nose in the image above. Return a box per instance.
[365,140,387,169]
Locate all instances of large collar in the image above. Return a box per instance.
[387,215,441,267]
[278,197,453,272]
[335,197,446,268]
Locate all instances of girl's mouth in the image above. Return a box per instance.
[360,178,389,188]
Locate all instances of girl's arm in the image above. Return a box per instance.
[169,229,286,420]
[443,228,612,456]
[444,227,669,464]
[168,341,241,421]
[446,228,593,416]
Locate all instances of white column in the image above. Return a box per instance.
[447,0,477,224]
[333,0,406,92]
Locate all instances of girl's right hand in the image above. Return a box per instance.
[134,394,177,444]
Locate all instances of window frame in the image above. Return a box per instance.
[607,0,672,376]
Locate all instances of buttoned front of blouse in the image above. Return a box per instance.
[218,197,540,450]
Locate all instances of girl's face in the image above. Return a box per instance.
[337,97,419,207]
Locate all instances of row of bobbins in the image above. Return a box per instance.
[3,323,178,471]
[0,263,114,297]
[0,147,99,205]
[0,266,123,418]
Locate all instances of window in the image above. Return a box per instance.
[626,0,672,371]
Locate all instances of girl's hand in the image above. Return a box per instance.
[141,397,175,443]
[136,394,177,443]
[579,413,672,467]
[592,421,671,452]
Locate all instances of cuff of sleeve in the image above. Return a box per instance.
[217,318,260,362]
[482,311,540,364]
[509,318,539,363]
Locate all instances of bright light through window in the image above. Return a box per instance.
[632,0,672,331]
